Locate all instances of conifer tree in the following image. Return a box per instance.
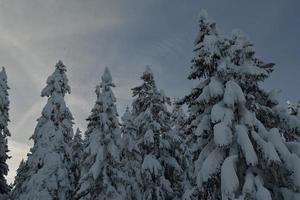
[71,128,83,191]
[131,67,182,200]
[170,101,191,198]
[12,159,29,197]
[179,10,227,199]
[12,61,75,200]
[76,67,126,200]
[120,107,142,200]
[0,67,10,199]
[171,101,187,133]
[180,10,300,199]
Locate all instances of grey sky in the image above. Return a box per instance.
[0,0,299,182]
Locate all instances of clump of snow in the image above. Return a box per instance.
[142,155,162,176]
[197,148,225,186]
[242,171,255,196]
[211,102,233,126]
[251,131,280,162]
[254,176,272,200]
[223,81,246,108]
[221,155,239,200]
[214,122,232,147]
[236,125,258,165]
[197,77,224,103]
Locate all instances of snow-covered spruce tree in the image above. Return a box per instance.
[12,159,30,197]
[76,67,126,200]
[131,67,182,200]
[171,100,187,133]
[120,107,143,200]
[71,128,83,190]
[0,67,10,199]
[179,10,227,199]
[12,60,75,200]
[180,10,300,199]
[170,101,191,197]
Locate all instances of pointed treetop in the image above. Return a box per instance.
[198,9,209,21]
[144,65,153,76]
[100,66,115,88]
[55,60,67,71]
[194,9,217,45]
[122,106,132,123]
[0,67,7,80]
[73,128,83,142]
[141,65,155,83]
[41,60,71,97]
[132,66,158,100]
[0,67,9,90]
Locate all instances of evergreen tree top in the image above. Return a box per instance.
[198,9,209,21]
[121,106,132,123]
[74,128,83,141]
[194,9,218,46]
[0,67,9,95]
[0,67,7,82]
[143,65,153,76]
[86,67,119,137]
[0,67,10,137]
[95,67,116,104]
[41,60,71,97]
[190,10,224,80]
[100,67,115,88]
[132,66,157,99]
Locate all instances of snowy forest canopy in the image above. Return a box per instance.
[0,9,300,200]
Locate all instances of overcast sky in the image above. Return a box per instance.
[1,0,299,183]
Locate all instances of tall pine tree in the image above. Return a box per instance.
[76,67,126,200]
[180,10,300,199]
[120,107,142,200]
[70,128,83,192]
[179,10,227,199]
[131,67,182,200]
[0,67,10,199]
[12,61,75,200]
[170,101,191,198]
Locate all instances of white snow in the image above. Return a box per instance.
[214,122,232,147]
[196,77,224,103]
[242,171,255,196]
[223,81,246,108]
[251,131,280,162]
[142,155,162,176]
[195,114,211,136]
[221,155,239,200]
[254,176,272,200]
[197,148,225,186]
[236,125,258,165]
[211,102,234,126]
